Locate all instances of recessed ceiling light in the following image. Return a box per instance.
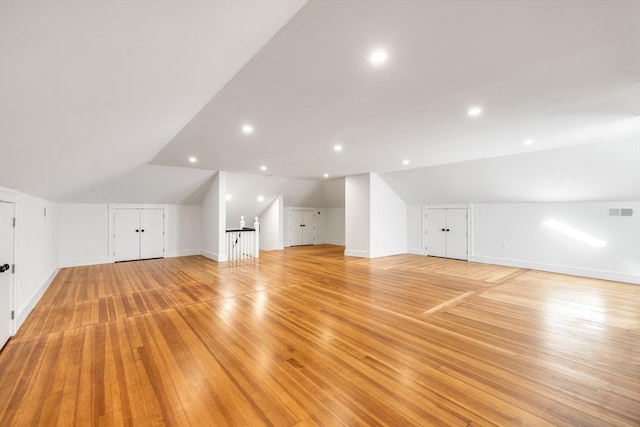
[333,144,343,152]
[260,165,267,171]
[225,194,232,201]
[323,173,329,178]
[188,156,197,163]
[467,106,483,117]
[257,195,264,202]
[369,49,388,66]
[402,159,410,165]
[523,139,534,145]
[242,124,254,134]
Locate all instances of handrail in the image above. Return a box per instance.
[226,217,260,261]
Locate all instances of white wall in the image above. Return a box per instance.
[260,196,284,251]
[370,173,407,258]
[201,171,226,261]
[345,174,371,257]
[60,204,110,266]
[166,205,202,257]
[15,193,59,327]
[325,207,345,246]
[471,201,640,284]
[407,204,423,255]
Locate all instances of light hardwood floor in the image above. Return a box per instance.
[0,245,638,426]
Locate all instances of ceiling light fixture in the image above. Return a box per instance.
[188,156,197,163]
[402,159,410,165]
[523,139,534,145]
[260,165,267,171]
[257,195,264,202]
[467,106,483,117]
[225,194,232,201]
[242,124,254,134]
[323,173,329,178]
[369,49,388,66]
[333,144,343,152]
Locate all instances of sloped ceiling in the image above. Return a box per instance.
[1,0,638,206]
[0,0,306,202]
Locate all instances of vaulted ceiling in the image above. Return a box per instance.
[1,0,638,204]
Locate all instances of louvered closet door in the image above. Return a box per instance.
[114,209,141,262]
[140,209,164,259]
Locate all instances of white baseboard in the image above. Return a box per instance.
[15,265,59,332]
[370,248,407,258]
[408,247,424,255]
[60,257,111,268]
[344,249,371,258]
[165,249,201,258]
[325,239,345,246]
[201,249,227,263]
[471,255,640,285]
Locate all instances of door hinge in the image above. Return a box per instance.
[12,218,16,228]
[10,310,15,320]
[11,264,15,274]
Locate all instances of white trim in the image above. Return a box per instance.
[16,266,59,330]
[60,257,111,268]
[344,249,371,258]
[165,249,202,258]
[325,239,345,246]
[471,255,640,285]
[201,249,227,263]
[370,248,406,258]
[0,187,18,203]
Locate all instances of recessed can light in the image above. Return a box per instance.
[257,195,264,202]
[260,165,267,171]
[225,194,232,201]
[523,139,534,145]
[333,144,343,152]
[242,124,254,134]
[369,49,388,66]
[323,173,329,178]
[402,159,410,165]
[467,106,483,117]
[188,156,197,163]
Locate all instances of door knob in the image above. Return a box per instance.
[0,264,9,273]
[441,228,445,232]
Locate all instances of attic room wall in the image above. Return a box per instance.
[259,196,284,251]
[15,193,59,328]
[370,174,407,257]
[201,171,226,262]
[58,204,202,266]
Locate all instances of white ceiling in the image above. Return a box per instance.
[1,0,638,204]
[153,0,639,179]
[0,0,306,201]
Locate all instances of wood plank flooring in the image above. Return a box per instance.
[0,245,638,426]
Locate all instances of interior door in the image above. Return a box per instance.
[301,211,316,245]
[289,210,303,246]
[114,209,141,262]
[426,208,447,257]
[0,202,15,349]
[446,209,468,260]
[140,209,164,259]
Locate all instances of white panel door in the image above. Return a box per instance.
[114,209,141,262]
[446,209,468,260]
[140,209,164,259]
[426,208,447,257]
[289,210,303,246]
[0,202,15,349]
[301,211,316,245]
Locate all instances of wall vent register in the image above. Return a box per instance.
[608,208,634,217]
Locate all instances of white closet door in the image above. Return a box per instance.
[301,211,316,245]
[446,209,468,260]
[289,210,303,246]
[114,209,141,261]
[0,202,15,349]
[426,208,447,257]
[140,209,164,259]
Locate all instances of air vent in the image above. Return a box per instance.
[608,208,634,217]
